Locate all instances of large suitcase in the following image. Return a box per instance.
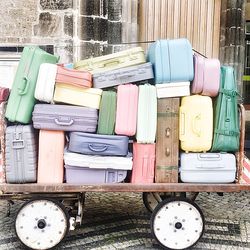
[136,84,157,143]
[180,153,236,183]
[155,98,179,183]
[179,95,213,152]
[33,104,98,132]
[5,47,59,124]
[5,125,37,183]
[38,130,64,183]
[97,91,117,135]
[74,47,146,74]
[0,102,7,183]
[68,132,129,156]
[147,39,194,84]
[53,83,102,109]
[0,87,10,103]
[156,82,190,98]
[115,84,138,136]
[93,62,154,88]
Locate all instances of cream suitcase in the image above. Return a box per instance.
[156,82,190,98]
[53,83,103,109]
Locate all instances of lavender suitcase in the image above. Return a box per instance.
[32,104,98,132]
[68,132,129,156]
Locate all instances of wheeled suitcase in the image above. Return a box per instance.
[74,47,146,74]
[93,62,154,88]
[131,143,155,183]
[156,82,190,98]
[97,91,117,135]
[155,98,179,183]
[179,95,213,152]
[53,83,102,109]
[0,87,10,103]
[33,104,98,132]
[0,102,7,183]
[5,125,37,183]
[115,84,138,136]
[136,84,157,143]
[147,39,194,84]
[180,153,236,183]
[5,47,59,124]
[68,132,129,156]
[38,130,64,183]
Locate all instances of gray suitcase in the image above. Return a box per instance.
[5,125,37,183]
[93,62,154,88]
[32,104,98,132]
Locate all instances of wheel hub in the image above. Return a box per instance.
[174,222,182,230]
[37,219,46,229]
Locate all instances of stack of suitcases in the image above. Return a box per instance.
[0,38,244,185]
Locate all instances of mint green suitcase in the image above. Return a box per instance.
[5,47,59,124]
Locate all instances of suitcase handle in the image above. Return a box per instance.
[198,153,221,160]
[88,144,108,152]
[192,115,201,137]
[12,140,24,149]
[225,97,231,122]
[118,73,134,79]
[18,77,30,96]
[100,59,121,68]
[54,118,74,126]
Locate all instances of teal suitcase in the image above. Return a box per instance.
[5,47,59,124]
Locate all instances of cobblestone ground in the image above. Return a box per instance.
[0,192,249,249]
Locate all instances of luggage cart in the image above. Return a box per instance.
[0,104,249,250]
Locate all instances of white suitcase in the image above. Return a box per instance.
[156,82,190,98]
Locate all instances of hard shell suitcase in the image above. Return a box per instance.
[33,104,98,132]
[131,143,155,183]
[74,47,146,74]
[0,102,7,183]
[5,125,37,183]
[93,62,154,88]
[115,84,138,136]
[156,82,190,98]
[0,87,10,103]
[68,132,129,156]
[38,130,64,183]
[180,153,236,183]
[97,91,116,135]
[239,156,250,184]
[179,95,213,152]
[155,98,179,183]
[53,83,102,109]
[147,39,194,84]
[5,47,59,124]
[136,84,157,143]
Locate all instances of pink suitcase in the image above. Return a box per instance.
[191,53,220,97]
[131,142,155,183]
[115,84,138,136]
[0,87,9,103]
[38,130,65,183]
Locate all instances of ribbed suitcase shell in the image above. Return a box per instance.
[32,104,98,132]
[38,130,64,183]
[93,62,154,88]
[0,87,9,103]
[115,84,138,136]
[74,47,146,74]
[5,47,59,124]
[5,125,37,183]
[53,83,102,109]
[147,39,194,84]
[68,132,129,156]
[156,82,190,98]
[0,102,7,183]
[180,153,236,183]
[136,84,157,143]
[131,143,155,183]
[179,95,213,152]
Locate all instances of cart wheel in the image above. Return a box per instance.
[151,197,205,250]
[15,198,69,250]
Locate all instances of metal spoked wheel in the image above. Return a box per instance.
[15,198,69,250]
[151,197,205,250]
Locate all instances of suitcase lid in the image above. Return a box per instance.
[55,83,102,95]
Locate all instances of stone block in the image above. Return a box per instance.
[79,0,107,17]
[79,42,111,59]
[40,0,73,10]
[64,14,73,37]
[108,21,121,44]
[108,0,122,21]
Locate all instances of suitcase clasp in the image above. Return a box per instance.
[12,140,24,149]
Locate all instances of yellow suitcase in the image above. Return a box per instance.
[179,95,213,152]
[53,83,102,109]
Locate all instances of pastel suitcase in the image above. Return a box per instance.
[131,143,155,183]
[5,125,37,183]
[74,47,146,74]
[115,84,138,136]
[147,39,194,84]
[136,84,157,143]
[53,83,102,109]
[97,91,117,135]
[0,87,10,103]
[0,102,7,183]
[38,130,64,183]
[93,62,154,88]
[180,153,236,183]
[33,104,98,132]
[34,63,57,103]
[155,98,179,183]
[156,82,190,98]
[179,95,213,152]
[5,47,59,124]
[239,155,250,184]
[68,132,129,156]
[191,53,220,97]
